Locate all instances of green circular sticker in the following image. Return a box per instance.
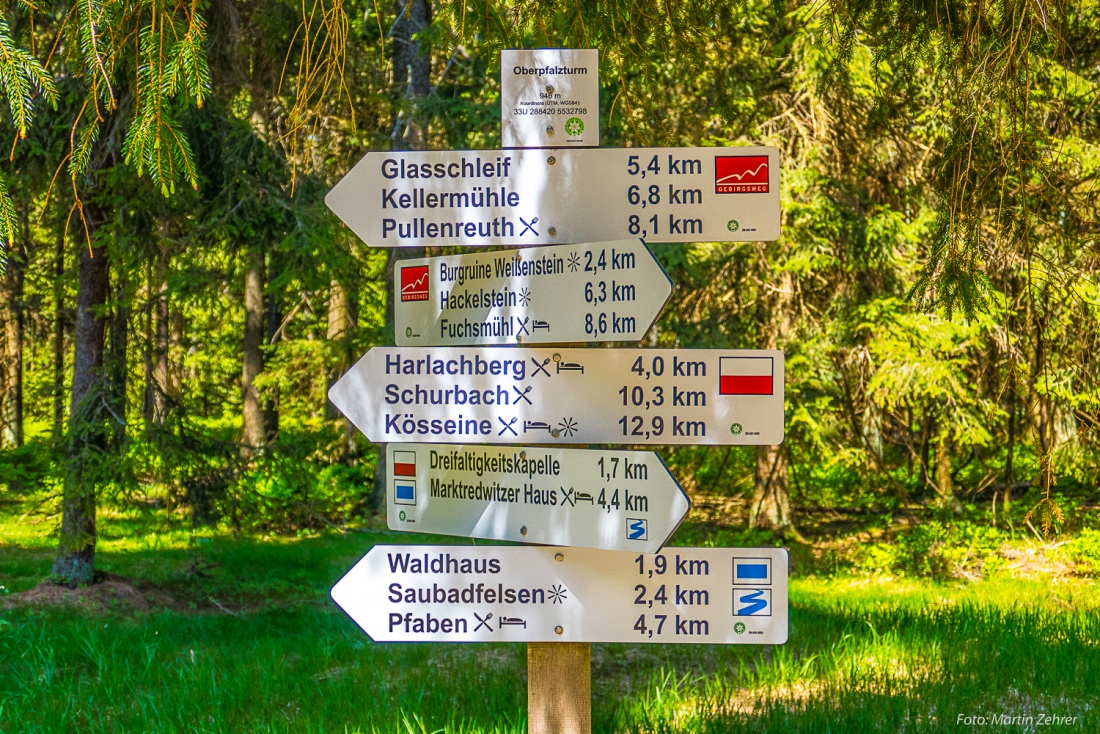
[730,423,743,435]
[565,117,584,136]
[727,219,740,232]
[734,622,746,634]
[399,510,407,521]
[405,327,412,338]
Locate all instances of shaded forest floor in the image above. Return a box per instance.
[2,496,1100,732]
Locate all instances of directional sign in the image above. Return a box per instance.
[328,347,784,446]
[395,240,671,346]
[332,545,788,643]
[502,49,599,148]
[325,146,780,247]
[386,443,688,552]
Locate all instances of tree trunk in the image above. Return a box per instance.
[390,0,433,149]
[750,266,794,532]
[106,269,129,446]
[372,0,432,509]
[1004,386,1016,508]
[0,219,26,447]
[918,410,931,490]
[145,245,170,424]
[169,306,183,403]
[53,219,110,587]
[241,246,265,455]
[327,278,359,458]
[750,444,791,531]
[263,282,280,442]
[934,434,960,512]
[52,233,67,436]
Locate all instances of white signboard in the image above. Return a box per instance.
[395,240,671,346]
[387,444,689,553]
[502,49,599,148]
[325,147,780,247]
[332,545,788,644]
[328,347,784,446]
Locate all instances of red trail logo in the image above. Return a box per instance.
[400,265,430,302]
[715,156,769,194]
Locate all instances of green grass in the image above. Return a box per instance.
[2,513,1099,732]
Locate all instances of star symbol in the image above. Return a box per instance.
[558,417,578,437]
[567,253,580,272]
[518,287,531,306]
[548,584,568,604]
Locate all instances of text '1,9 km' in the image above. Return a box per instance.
[332,545,789,644]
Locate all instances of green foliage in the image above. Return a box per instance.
[1065,528,1100,572]
[0,439,60,496]
[226,450,375,532]
[123,11,210,195]
[0,15,56,139]
[855,521,1009,579]
[56,0,213,197]
[3,527,1100,732]
[0,12,57,244]
[1,0,1099,572]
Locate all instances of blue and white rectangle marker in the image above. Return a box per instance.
[394,479,416,506]
[733,558,771,585]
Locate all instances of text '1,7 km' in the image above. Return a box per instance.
[331,545,789,643]
[328,347,785,446]
[325,147,780,247]
[387,443,689,553]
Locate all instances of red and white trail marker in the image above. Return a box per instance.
[719,356,775,396]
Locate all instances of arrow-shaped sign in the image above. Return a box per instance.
[386,443,689,553]
[331,545,789,644]
[325,146,780,247]
[328,346,785,445]
[395,240,672,346]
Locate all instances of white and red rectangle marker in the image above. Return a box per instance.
[719,356,774,396]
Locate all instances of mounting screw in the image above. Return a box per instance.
[555,553,564,562]
[548,227,557,237]
[520,526,528,536]
[555,626,563,635]
[547,156,556,165]
[546,125,555,136]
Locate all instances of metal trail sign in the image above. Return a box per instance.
[387,443,689,553]
[331,545,789,644]
[328,346,785,446]
[395,240,672,346]
[325,146,781,247]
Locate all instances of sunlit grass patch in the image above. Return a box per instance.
[602,578,1100,732]
[4,507,1100,732]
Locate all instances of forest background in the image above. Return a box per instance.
[1,0,1099,587]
